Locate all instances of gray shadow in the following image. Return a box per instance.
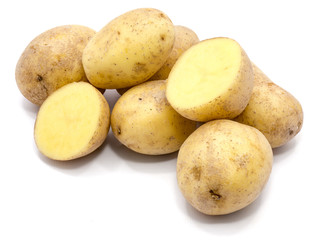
[173,167,273,236]
[107,130,178,173]
[104,89,121,111]
[35,140,107,175]
[21,97,39,118]
[272,136,300,164]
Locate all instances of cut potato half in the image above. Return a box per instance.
[166,37,253,122]
[34,82,110,161]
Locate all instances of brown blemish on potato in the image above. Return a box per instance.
[37,74,43,81]
[117,127,121,135]
[191,166,201,181]
[133,62,147,73]
[160,34,166,41]
[209,189,222,200]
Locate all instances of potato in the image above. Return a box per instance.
[149,25,199,80]
[16,25,96,105]
[34,82,110,161]
[234,64,303,148]
[177,120,273,215]
[82,8,175,89]
[166,37,254,122]
[111,80,197,155]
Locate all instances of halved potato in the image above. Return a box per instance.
[166,37,253,122]
[34,82,110,161]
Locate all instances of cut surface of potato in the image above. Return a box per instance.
[166,37,253,122]
[34,82,110,161]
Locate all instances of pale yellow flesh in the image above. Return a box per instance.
[167,38,241,109]
[35,82,104,160]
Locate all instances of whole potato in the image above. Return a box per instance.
[166,37,254,122]
[177,120,273,215]
[234,64,303,148]
[149,25,199,80]
[82,8,175,89]
[111,80,197,155]
[16,25,96,105]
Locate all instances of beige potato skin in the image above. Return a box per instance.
[16,25,96,105]
[177,120,273,215]
[149,25,199,80]
[166,38,254,122]
[111,80,197,155]
[82,8,175,89]
[34,82,110,161]
[234,64,303,148]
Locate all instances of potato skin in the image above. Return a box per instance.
[149,25,199,80]
[16,25,96,105]
[82,8,175,89]
[111,80,197,155]
[234,64,303,148]
[177,120,273,215]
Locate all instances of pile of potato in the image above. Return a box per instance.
[15,8,303,215]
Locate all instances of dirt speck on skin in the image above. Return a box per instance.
[159,13,166,19]
[117,126,121,135]
[209,189,222,200]
[37,75,43,81]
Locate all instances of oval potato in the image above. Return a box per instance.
[234,64,303,148]
[16,25,96,105]
[111,80,197,155]
[177,120,273,215]
[82,8,175,89]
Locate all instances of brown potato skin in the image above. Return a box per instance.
[16,25,96,105]
[177,120,273,215]
[111,80,197,155]
[234,64,303,148]
[82,8,175,89]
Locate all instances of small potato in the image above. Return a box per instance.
[234,64,303,148]
[149,25,199,80]
[16,25,96,105]
[111,80,197,155]
[177,120,273,215]
[34,82,110,161]
[166,37,254,122]
[82,8,175,89]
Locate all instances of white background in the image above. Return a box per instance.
[1,0,316,239]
